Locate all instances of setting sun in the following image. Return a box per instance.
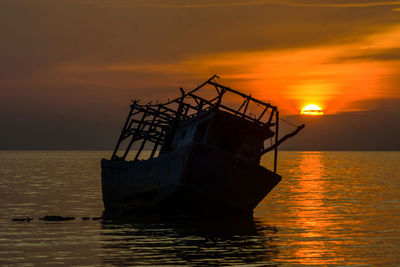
[301,104,324,116]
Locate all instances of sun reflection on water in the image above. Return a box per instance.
[281,152,346,265]
[295,152,328,235]
[291,153,338,264]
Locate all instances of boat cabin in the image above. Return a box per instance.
[162,110,275,163]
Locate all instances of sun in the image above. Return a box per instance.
[301,104,324,115]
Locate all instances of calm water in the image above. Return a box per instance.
[0,151,399,266]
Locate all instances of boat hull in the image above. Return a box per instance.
[101,143,281,217]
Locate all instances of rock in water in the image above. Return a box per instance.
[39,215,75,221]
[12,217,33,222]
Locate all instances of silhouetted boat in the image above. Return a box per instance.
[101,75,304,217]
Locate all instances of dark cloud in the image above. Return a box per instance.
[79,0,400,9]
[1,0,398,72]
[281,112,400,151]
[348,97,400,112]
[287,1,400,8]
[333,48,400,62]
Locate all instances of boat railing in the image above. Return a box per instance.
[110,75,305,173]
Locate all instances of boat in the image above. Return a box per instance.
[101,75,304,217]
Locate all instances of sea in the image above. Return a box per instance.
[0,151,399,266]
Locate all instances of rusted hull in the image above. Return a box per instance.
[101,143,281,217]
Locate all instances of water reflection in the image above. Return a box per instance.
[285,152,343,265]
[1,151,400,265]
[100,217,279,266]
[294,152,329,236]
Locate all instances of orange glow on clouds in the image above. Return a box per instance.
[45,25,400,115]
[176,45,388,115]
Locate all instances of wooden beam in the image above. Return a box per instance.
[122,106,149,160]
[112,101,136,160]
[274,111,279,173]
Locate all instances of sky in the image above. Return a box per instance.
[1,0,399,150]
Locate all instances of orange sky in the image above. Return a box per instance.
[1,0,400,149]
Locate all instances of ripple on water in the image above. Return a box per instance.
[0,151,400,265]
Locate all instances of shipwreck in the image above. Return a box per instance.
[101,75,304,217]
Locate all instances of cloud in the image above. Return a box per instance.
[51,23,400,114]
[349,97,400,112]
[40,43,388,115]
[2,0,398,77]
[280,109,400,151]
[78,0,400,9]
[78,0,279,8]
[288,1,400,8]
[335,48,400,62]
